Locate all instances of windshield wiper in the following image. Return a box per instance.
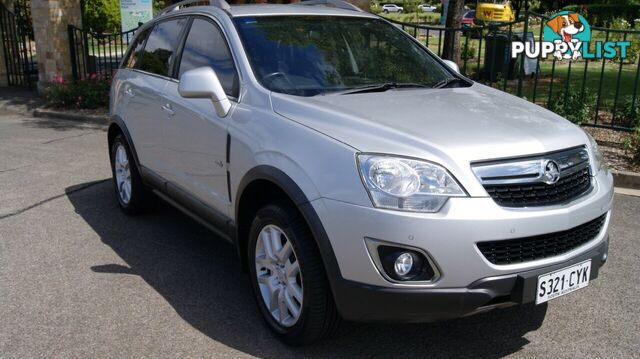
[337,82,430,95]
[433,77,462,89]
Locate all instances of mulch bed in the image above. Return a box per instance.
[584,127,640,173]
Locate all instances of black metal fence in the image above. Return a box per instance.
[0,3,37,88]
[390,11,640,131]
[68,24,139,81]
[64,11,639,131]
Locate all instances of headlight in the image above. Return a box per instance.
[357,154,467,212]
[583,130,607,174]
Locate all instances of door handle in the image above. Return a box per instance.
[162,103,175,116]
[125,88,135,97]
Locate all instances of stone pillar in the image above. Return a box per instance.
[30,0,82,93]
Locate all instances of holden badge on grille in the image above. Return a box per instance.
[542,160,561,185]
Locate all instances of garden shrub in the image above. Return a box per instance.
[617,96,640,129]
[461,44,476,61]
[547,88,596,125]
[624,127,640,163]
[46,74,110,109]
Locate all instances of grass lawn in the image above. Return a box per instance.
[520,61,639,105]
[412,31,639,105]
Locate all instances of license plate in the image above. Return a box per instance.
[536,260,591,304]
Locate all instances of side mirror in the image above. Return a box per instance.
[178,67,231,117]
[442,60,460,74]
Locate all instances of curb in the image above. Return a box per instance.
[614,187,640,197]
[33,109,108,126]
[612,170,640,190]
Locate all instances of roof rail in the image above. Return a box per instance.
[295,0,363,12]
[156,0,230,17]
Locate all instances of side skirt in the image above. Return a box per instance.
[139,166,236,244]
[152,189,235,244]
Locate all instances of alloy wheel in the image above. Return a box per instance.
[114,144,132,204]
[254,224,304,327]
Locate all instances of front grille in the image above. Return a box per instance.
[484,167,591,207]
[477,214,606,265]
[471,146,592,208]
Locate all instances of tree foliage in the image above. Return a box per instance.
[81,0,172,34]
[82,0,121,34]
[533,0,640,13]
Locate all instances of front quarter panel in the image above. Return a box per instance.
[228,98,370,217]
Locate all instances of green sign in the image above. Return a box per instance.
[120,0,153,32]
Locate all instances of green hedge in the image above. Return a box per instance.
[379,12,441,24]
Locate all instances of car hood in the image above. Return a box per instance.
[270,83,588,165]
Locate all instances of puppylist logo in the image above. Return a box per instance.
[512,11,631,60]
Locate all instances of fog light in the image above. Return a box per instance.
[374,244,436,282]
[394,252,414,276]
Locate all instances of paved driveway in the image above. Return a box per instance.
[1,111,639,358]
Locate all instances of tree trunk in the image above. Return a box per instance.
[441,0,464,63]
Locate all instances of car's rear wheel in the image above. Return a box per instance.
[248,200,340,345]
[110,134,154,214]
[383,9,388,13]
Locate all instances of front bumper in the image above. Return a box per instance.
[331,240,608,322]
[310,170,613,321]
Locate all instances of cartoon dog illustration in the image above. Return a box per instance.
[546,12,585,60]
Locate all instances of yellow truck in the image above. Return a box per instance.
[475,0,516,24]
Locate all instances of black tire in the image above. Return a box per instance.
[109,134,154,215]
[248,200,341,346]
[383,9,388,13]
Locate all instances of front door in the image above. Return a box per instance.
[162,17,240,216]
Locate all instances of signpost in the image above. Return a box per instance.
[120,0,153,32]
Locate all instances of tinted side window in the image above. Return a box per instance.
[178,19,238,97]
[139,18,188,77]
[123,29,150,69]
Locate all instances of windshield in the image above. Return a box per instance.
[233,16,457,96]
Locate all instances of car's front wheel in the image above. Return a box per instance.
[248,200,340,345]
[110,134,154,214]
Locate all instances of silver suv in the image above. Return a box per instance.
[381,4,403,13]
[109,0,614,345]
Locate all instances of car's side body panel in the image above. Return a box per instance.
[163,81,233,216]
[113,69,169,175]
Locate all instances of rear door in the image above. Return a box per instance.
[162,17,240,216]
[123,17,188,176]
